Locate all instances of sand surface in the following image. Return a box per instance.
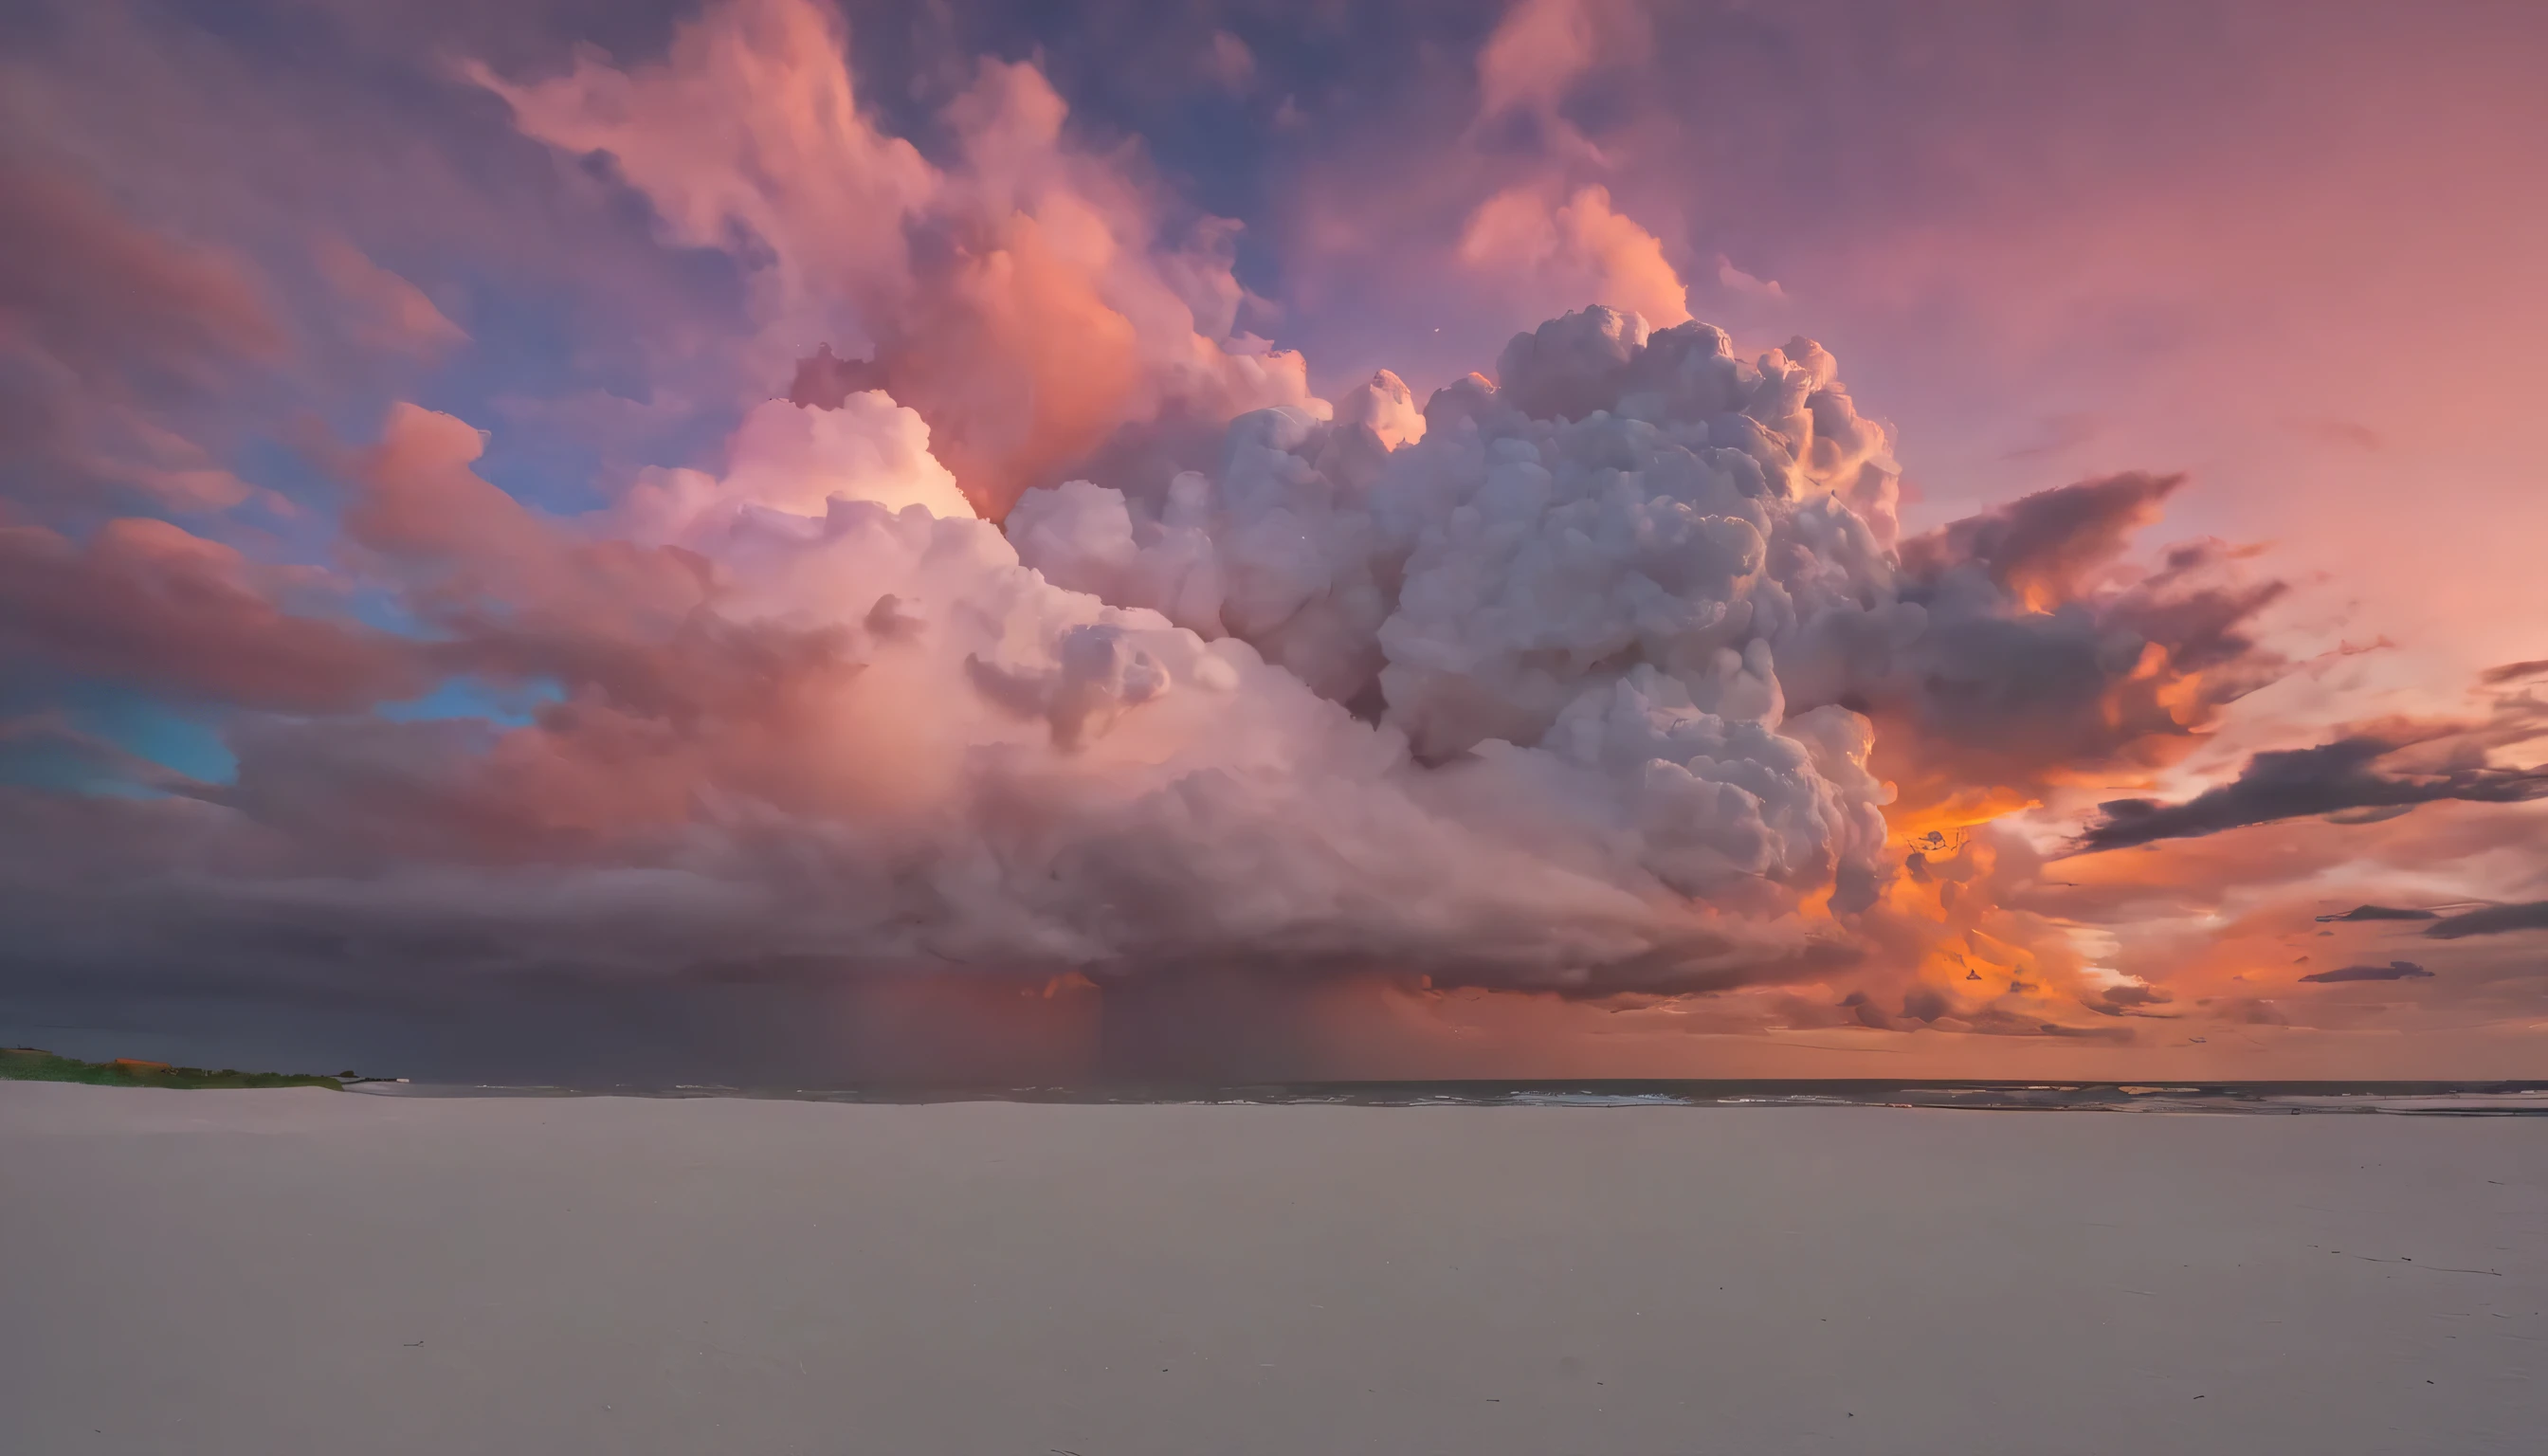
[2,1083,2541,1455]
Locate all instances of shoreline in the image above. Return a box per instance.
[329,1076,2548,1115]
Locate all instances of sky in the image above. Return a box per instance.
[3,0,2544,1083]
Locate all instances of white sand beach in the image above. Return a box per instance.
[2,1083,2540,1455]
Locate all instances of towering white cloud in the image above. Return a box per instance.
[0,0,2326,1070]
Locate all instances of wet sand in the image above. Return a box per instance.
[2,1083,2540,1455]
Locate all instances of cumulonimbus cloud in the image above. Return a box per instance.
[1,295,2287,1056]
[8,0,2428,1074]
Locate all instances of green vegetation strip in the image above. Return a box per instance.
[1,1047,344,1090]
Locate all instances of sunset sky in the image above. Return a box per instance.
[4,0,2543,1083]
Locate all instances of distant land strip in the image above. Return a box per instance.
[1,1046,348,1091]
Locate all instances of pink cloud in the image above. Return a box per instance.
[0,516,425,712]
[1457,184,1692,328]
[0,149,286,395]
[312,236,468,359]
[468,0,1320,516]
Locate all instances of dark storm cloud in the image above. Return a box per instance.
[1799,472,2290,808]
[2300,961,2432,984]
[2315,904,2440,922]
[2423,901,2548,940]
[2078,730,2548,852]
